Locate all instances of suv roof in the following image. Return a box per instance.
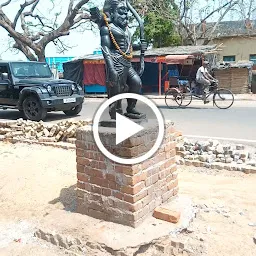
[0,60,47,64]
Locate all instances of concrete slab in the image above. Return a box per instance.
[35,196,195,254]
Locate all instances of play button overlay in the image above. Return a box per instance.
[93,93,165,165]
[116,113,144,145]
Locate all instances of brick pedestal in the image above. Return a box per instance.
[76,120,179,228]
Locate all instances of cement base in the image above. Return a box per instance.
[35,196,195,255]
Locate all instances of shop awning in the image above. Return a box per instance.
[164,55,194,64]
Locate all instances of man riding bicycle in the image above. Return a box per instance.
[196,61,217,104]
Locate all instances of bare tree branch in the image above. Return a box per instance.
[13,0,39,28]
[203,1,239,44]
[0,0,12,8]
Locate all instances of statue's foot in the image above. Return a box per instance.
[116,108,123,115]
[125,108,146,119]
[126,108,142,115]
[124,112,146,120]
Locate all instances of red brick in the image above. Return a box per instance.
[121,182,145,195]
[77,181,85,189]
[113,191,124,200]
[94,152,104,161]
[77,164,84,173]
[148,201,156,212]
[153,207,180,223]
[167,179,178,190]
[165,158,176,169]
[162,189,174,202]
[115,165,140,175]
[102,188,112,196]
[147,184,154,195]
[161,185,168,195]
[84,151,91,158]
[158,170,166,180]
[145,177,152,187]
[76,140,84,149]
[142,159,154,170]
[108,181,121,191]
[166,173,174,183]
[76,148,84,157]
[77,157,90,166]
[129,172,147,186]
[99,161,106,169]
[77,173,89,183]
[106,173,116,181]
[84,182,91,192]
[164,167,171,177]
[90,177,108,188]
[128,200,143,212]
[84,167,104,178]
[91,185,102,194]
[152,174,159,184]
[155,153,166,163]
[124,190,147,203]
[172,171,178,179]
[173,186,179,196]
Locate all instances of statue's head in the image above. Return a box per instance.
[103,0,128,29]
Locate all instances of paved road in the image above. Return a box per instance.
[1,99,256,143]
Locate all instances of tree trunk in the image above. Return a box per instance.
[13,40,37,61]
[37,50,46,62]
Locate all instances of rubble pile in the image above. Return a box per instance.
[176,138,256,169]
[0,119,91,143]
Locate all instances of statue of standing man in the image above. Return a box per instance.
[90,0,147,120]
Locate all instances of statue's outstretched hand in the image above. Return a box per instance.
[89,7,101,22]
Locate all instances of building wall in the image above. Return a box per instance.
[212,37,256,63]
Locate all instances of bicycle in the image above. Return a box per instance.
[165,80,234,109]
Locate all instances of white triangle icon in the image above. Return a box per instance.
[116,113,144,145]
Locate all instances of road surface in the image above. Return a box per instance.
[1,99,256,143]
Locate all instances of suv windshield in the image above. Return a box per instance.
[10,62,53,78]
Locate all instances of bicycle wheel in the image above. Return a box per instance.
[165,88,183,108]
[213,88,234,109]
[180,86,193,107]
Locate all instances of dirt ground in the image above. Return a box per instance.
[0,142,255,256]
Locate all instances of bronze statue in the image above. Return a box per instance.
[90,0,147,120]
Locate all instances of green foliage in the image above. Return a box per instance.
[134,11,181,48]
[132,0,181,48]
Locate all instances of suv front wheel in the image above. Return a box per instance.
[63,103,83,116]
[22,96,47,121]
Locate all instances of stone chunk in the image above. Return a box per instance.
[236,144,245,150]
[153,207,180,223]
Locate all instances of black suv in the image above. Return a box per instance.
[0,61,84,121]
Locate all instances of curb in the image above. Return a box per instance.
[84,94,256,101]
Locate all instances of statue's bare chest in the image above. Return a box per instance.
[109,24,131,44]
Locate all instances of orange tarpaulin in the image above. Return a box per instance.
[164,55,194,64]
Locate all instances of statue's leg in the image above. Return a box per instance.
[107,65,128,119]
[116,100,123,114]
[126,67,142,115]
[107,84,120,119]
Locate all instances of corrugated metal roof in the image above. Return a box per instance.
[67,45,217,63]
[133,45,217,57]
[199,20,256,39]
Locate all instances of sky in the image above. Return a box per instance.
[0,0,104,60]
[0,0,251,60]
